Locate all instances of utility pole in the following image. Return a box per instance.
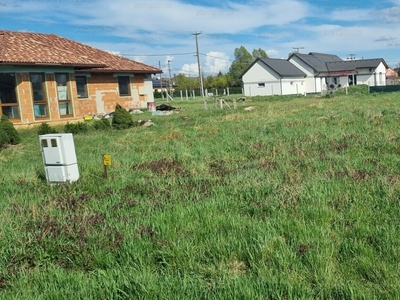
[167,59,172,101]
[159,61,164,100]
[293,47,304,53]
[191,32,204,97]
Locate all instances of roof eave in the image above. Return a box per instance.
[76,69,161,74]
[0,61,107,68]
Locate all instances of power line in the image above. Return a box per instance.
[121,52,196,57]
[200,53,232,61]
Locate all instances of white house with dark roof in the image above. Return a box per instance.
[240,58,307,96]
[288,52,343,93]
[288,52,388,93]
[325,59,388,89]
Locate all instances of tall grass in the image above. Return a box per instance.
[0,90,399,299]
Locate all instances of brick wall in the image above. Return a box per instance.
[73,73,148,117]
[12,71,151,125]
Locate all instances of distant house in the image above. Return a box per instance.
[240,58,307,96]
[288,52,388,93]
[152,79,177,92]
[386,67,399,85]
[288,52,342,93]
[325,59,388,89]
[0,30,161,125]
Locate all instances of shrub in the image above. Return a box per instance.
[0,115,21,145]
[64,121,89,134]
[37,122,58,135]
[112,104,134,130]
[93,118,111,131]
[0,128,10,148]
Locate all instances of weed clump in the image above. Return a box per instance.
[0,115,21,146]
[93,118,111,130]
[0,128,10,148]
[112,104,134,130]
[64,122,89,134]
[37,122,58,135]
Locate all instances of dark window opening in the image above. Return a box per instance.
[118,76,131,96]
[0,73,19,119]
[76,76,88,98]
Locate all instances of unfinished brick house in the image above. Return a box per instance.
[0,30,161,125]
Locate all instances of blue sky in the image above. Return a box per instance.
[1,0,400,77]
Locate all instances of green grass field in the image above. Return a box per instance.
[1,88,400,299]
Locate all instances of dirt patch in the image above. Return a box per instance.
[133,159,187,176]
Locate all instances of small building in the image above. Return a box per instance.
[240,58,307,97]
[0,30,161,125]
[386,67,399,85]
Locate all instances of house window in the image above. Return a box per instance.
[55,73,72,116]
[0,73,20,119]
[258,83,265,87]
[76,76,88,98]
[30,73,48,118]
[118,76,131,96]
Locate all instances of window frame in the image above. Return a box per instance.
[117,75,132,96]
[55,73,73,117]
[30,73,49,120]
[75,75,89,99]
[0,73,20,120]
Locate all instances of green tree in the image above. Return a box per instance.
[112,104,134,130]
[204,75,216,89]
[228,46,253,86]
[252,48,269,59]
[228,46,269,86]
[215,75,228,88]
[0,115,21,145]
[175,73,199,90]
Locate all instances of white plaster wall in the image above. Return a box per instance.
[244,81,282,96]
[242,61,280,83]
[281,79,305,95]
[242,61,281,96]
[355,63,386,86]
[289,57,320,93]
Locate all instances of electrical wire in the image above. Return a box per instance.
[121,52,196,57]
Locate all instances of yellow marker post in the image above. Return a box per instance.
[102,154,111,179]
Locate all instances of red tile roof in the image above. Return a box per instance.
[0,30,161,74]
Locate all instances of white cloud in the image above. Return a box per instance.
[106,50,121,56]
[373,6,400,23]
[180,63,199,76]
[203,51,230,74]
[179,52,230,76]
[266,50,279,57]
[329,8,372,22]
